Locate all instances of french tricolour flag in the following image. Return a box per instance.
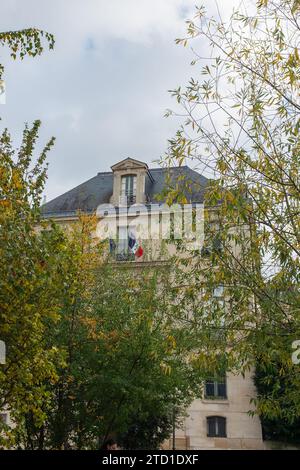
[128,233,144,258]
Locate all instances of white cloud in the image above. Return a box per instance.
[1,0,196,48]
[0,0,241,201]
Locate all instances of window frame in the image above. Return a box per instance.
[121,174,137,196]
[207,416,227,438]
[114,225,136,261]
[204,376,227,400]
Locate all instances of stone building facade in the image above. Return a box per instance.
[42,157,264,450]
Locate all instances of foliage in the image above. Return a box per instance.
[162,0,300,428]
[0,28,54,79]
[0,70,210,448]
[0,121,64,447]
[15,230,208,449]
[255,345,300,442]
[119,411,175,450]
[88,263,201,449]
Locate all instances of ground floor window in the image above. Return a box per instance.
[207,416,227,437]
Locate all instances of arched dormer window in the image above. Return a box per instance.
[121,174,137,204]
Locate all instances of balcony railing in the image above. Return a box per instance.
[119,193,136,206]
[114,251,135,262]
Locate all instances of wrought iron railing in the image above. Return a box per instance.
[119,193,136,206]
[114,252,135,262]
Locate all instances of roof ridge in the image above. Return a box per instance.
[96,166,190,175]
[42,164,208,213]
[149,165,188,171]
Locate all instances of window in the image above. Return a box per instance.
[201,286,226,342]
[121,175,137,204]
[114,226,135,261]
[207,416,226,438]
[204,377,227,399]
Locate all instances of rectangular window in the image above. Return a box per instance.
[205,381,215,398]
[117,226,128,255]
[204,376,227,399]
[121,175,137,204]
[115,226,135,261]
[217,380,227,398]
[207,416,227,438]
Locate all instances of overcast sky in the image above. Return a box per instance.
[0,0,239,202]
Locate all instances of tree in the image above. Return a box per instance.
[0,22,55,447]
[13,214,101,450]
[162,0,300,429]
[15,217,212,450]
[0,122,69,447]
[88,262,200,450]
[255,346,300,443]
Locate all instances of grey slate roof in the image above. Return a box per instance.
[41,166,209,217]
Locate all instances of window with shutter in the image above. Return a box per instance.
[207,416,227,438]
[205,380,215,398]
[204,376,227,399]
[217,380,227,398]
[217,416,226,437]
[207,416,215,437]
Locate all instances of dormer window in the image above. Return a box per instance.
[110,158,150,206]
[121,174,137,205]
